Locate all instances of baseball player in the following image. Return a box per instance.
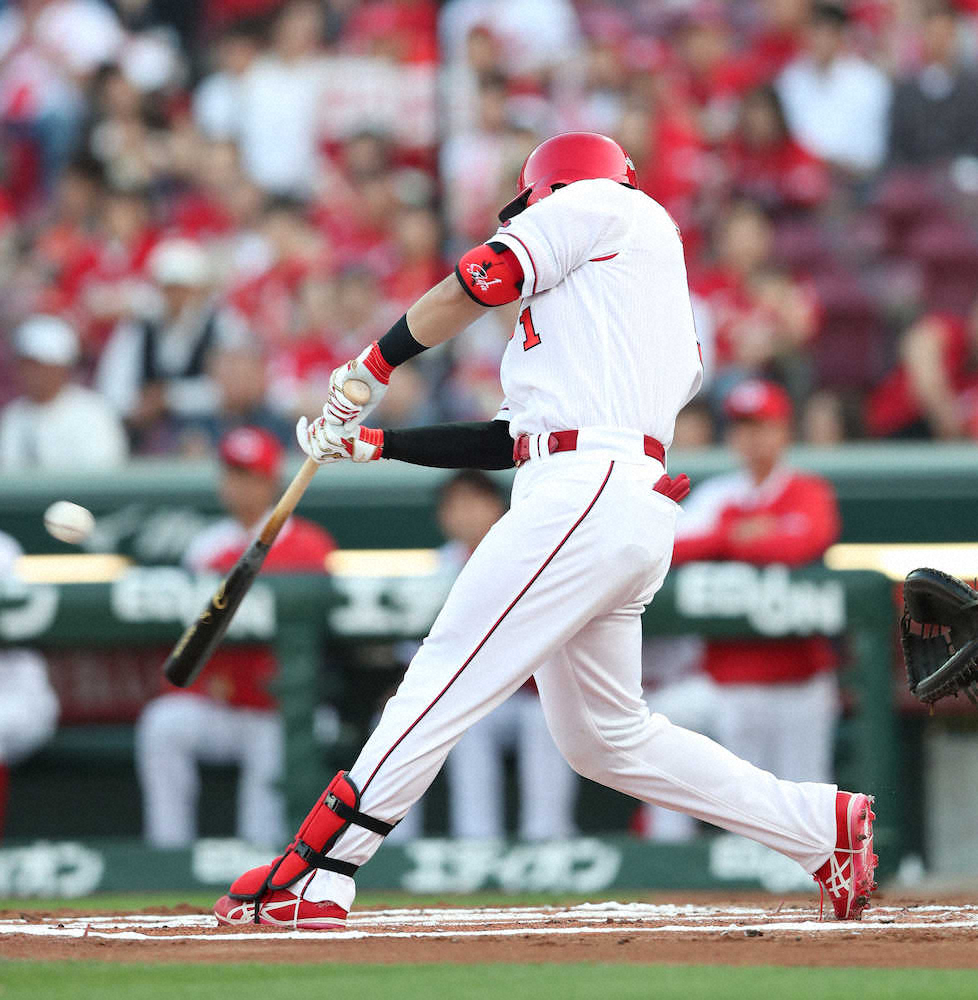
[214,132,876,927]
[136,427,335,847]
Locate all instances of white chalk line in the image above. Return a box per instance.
[2,903,978,942]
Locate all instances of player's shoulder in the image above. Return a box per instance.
[691,470,750,503]
[59,383,115,414]
[287,516,337,556]
[267,515,337,570]
[783,467,837,499]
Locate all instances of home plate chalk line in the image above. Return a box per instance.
[3,902,978,942]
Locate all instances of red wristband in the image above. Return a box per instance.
[362,342,394,385]
[343,426,385,459]
[360,426,384,458]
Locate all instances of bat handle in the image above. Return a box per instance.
[343,377,371,407]
[258,379,372,546]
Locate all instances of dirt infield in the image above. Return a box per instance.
[2,899,978,967]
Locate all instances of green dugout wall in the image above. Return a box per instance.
[0,564,895,897]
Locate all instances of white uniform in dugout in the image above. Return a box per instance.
[216,132,877,927]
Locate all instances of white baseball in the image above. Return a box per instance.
[43,500,95,545]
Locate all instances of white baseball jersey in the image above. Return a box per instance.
[491,178,703,447]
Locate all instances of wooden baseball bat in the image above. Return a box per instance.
[163,378,371,688]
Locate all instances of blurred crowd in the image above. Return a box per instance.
[5,0,978,465]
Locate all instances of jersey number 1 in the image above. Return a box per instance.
[519,307,541,351]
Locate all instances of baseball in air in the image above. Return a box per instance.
[43,500,95,545]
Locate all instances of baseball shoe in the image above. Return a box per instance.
[812,790,878,921]
[214,871,347,930]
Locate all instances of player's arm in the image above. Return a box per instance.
[672,530,729,565]
[670,481,735,565]
[299,243,523,464]
[333,419,515,470]
[720,479,840,566]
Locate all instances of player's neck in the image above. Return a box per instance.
[747,460,777,487]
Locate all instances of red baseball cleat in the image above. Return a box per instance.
[812,791,878,920]
[214,879,347,930]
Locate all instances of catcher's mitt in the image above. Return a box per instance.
[901,567,978,706]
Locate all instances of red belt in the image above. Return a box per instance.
[513,430,665,467]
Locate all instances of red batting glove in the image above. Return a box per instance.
[653,473,690,504]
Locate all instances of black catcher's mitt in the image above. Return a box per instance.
[902,568,978,706]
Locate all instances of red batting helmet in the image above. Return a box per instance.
[499,132,638,222]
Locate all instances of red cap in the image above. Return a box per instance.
[724,379,793,423]
[219,427,283,479]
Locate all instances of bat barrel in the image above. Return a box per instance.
[163,540,270,687]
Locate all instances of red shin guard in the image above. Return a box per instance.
[228,771,393,919]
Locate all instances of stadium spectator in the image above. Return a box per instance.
[440,72,514,249]
[888,1,978,167]
[22,155,105,318]
[0,314,128,469]
[232,0,329,196]
[2,0,978,463]
[264,273,347,421]
[693,201,818,399]
[636,379,841,841]
[745,0,808,80]
[171,140,259,251]
[776,2,891,172]
[74,184,159,350]
[390,470,578,842]
[439,0,581,83]
[192,22,262,142]
[866,297,978,440]
[85,64,168,192]
[722,85,830,212]
[95,237,249,452]
[0,0,124,188]
[384,205,443,311]
[440,23,504,136]
[135,426,336,848]
[674,5,759,142]
[0,530,60,841]
[229,197,333,348]
[181,334,293,454]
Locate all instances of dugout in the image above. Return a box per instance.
[3,440,978,891]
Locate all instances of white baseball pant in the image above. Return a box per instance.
[387,689,578,843]
[0,650,59,764]
[306,439,838,910]
[135,693,286,848]
[446,688,578,840]
[637,672,839,841]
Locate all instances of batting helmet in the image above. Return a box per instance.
[499,132,638,222]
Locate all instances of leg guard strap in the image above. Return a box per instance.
[323,790,395,837]
[293,843,360,877]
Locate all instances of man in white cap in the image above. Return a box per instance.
[95,238,250,452]
[0,315,128,470]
